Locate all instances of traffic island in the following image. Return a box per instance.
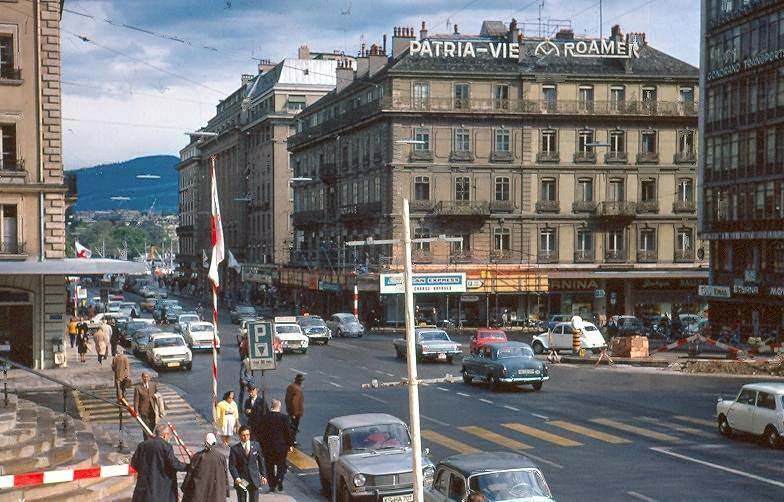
[670,358,784,376]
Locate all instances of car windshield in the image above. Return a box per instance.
[153,337,185,348]
[128,322,147,330]
[582,324,599,332]
[276,325,301,334]
[237,306,255,313]
[496,346,534,359]
[299,318,324,326]
[479,332,505,339]
[335,314,357,323]
[342,424,411,452]
[419,331,449,342]
[179,315,199,324]
[191,324,213,332]
[469,469,552,501]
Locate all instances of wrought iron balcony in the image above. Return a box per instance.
[319,163,337,183]
[596,201,636,218]
[490,150,514,163]
[449,250,474,264]
[536,151,560,163]
[674,248,694,263]
[449,150,475,162]
[573,151,597,164]
[409,149,434,162]
[339,201,383,221]
[574,249,594,263]
[409,200,434,212]
[0,159,25,172]
[636,152,660,164]
[0,67,21,81]
[673,200,696,213]
[674,151,697,164]
[537,250,558,264]
[636,200,659,214]
[0,241,26,256]
[292,210,324,226]
[491,250,516,263]
[411,249,433,263]
[433,201,490,217]
[572,200,597,213]
[604,152,628,164]
[605,249,627,262]
[535,200,560,213]
[489,200,515,213]
[637,249,658,263]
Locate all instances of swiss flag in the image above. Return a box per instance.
[207,157,224,286]
[75,241,92,259]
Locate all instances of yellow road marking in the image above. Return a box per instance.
[637,417,715,439]
[288,448,318,470]
[422,430,480,454]
[501,423,582,447]
[548,420,631,444]
[672,415,715,428]
[460,426,534,450]
[590,418,680,443]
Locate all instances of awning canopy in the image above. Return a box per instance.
[548,269,709,280]
[0,259,148,275]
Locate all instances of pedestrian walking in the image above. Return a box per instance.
[130,423,188,502]
[76,321,89,364]
[111,347,131,401]
[181,433,229,502]
[243,385,267,441]
[238,356,254,407]
[285,374,304,445]
[67,317,78,348]
[216,390,240,447]
[94,321,110,365]
[133,372,158,440]
[109,319,120,357]
[228,425,266,502]
[258,399,294,493]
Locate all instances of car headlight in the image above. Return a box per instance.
[423,466,435,486]
[153,353,162,362]
[352,473,366,487]
[186,351,192,361]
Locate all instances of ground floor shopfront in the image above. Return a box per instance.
[705,287,784,340]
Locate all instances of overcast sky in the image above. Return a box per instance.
[61,0,700,169]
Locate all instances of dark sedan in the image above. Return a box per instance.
[462,341,548,391]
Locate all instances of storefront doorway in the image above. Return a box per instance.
[0,304,34,367]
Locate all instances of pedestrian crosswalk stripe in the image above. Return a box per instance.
[288,448,318,470]
[548,420,631,444]
[637,417,715,439]
[501,423,582,447]
[672,415,715,428]
[422,430,480,454]
[459,426,534,450]
[590,418,680,443]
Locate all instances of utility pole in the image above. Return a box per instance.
[599,0,603,38]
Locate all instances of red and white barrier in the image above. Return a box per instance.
[654,334,747,358]
[0,464,136,489]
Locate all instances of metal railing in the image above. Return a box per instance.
[434,201,490,217]
[674,248,695,262]
[0,241,25,255]
[489,200,515,212]
[409,150,434,162]
[574,249,594,263]
[604,152,628,164]
[535,200,560,213]
[537,251,558,264]
[597,201,636,218]
[636,200,659,213]
[573,151,597,164]
[637,249,658,263]
[605,249,627,262]
[673,200,696,213]
[0,67,21,80]
[572,200,597,213]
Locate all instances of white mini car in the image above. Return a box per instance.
[274,317,309,354]
[185,321,219,351]
[145,333,192,371]
[531,321,607,355]
[716,382,784,448]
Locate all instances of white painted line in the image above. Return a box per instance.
[360,366,369,370]
[289,368,307,375]
[650,447,784,489]
[361,393,388,404]
[456,392,471,398]
[627,491,659,502]
[436,387,450,392]
[329,382,343,388]
[421,415,451,427]
[523,453,563,470]
[503,405,520,412]
[478,398,494,404]
[384,372,395,377]
[531,413,550,420]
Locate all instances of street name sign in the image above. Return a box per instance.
[246,321,276,371]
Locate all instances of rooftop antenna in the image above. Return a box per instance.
[599,0,603,38]
[538,0,545,37]
[341,1,352,52]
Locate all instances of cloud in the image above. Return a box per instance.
[62,0,699,169]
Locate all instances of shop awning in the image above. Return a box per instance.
[0,258,148,275]
[548,269,708,280]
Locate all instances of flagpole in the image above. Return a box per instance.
[207,154,224,429]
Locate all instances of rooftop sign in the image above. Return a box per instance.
[409,38,641,59]
[409,40,520,58]
[534,38,640,59]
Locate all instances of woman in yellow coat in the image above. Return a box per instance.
[215,390,239,446]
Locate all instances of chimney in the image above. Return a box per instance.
[420,21,428,41]
[368,44,387,75]
[453,24,459,35]
[392,26,415,59]
[509,18,519,43]
[383,34,387,54]
[628,32,647,47]
[258,59,275,74]
[335,58,354,93]
[556,28,574,40]
[298,44,311,59]
[355,51,369,78]
[241,74,254,85]
[611,24,623,42]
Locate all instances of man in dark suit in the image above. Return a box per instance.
[130,423,188,502]
[133,372,157,440]
[243,385,268,441]
[228,425,266,502]
[259,399,294,492]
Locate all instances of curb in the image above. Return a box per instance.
[539,355,671,367]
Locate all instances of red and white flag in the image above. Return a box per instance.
[74,241,92,259]
[207,160,224,287]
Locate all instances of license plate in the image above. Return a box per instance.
[166,362,179,367]
[383,495,414,502]
[437,353,447,360]
[518,369,536,375]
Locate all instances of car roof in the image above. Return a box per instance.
[439,452,540,475]
[150,332,182,340]
[485,341,532,350]
[189,321,213,327]
[743,382,784,394]
[329,413,406,430]
[476,329,505,335]
[415,328,447,334]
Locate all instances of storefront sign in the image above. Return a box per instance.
[460,295,480,302]
[701,230,784,240]
[76,286,87,299]
[636,278,703,290]
[733,284,760,296]
[594,289,606,298]
[410,40,520,59]
[768,286,784,297]
[534,37,641,59]
[549,279,599,291]
[380,273,466,295]
[242,265,278,284]
[318,280,342,293]
[466,279,483,289]
[707,48,784,81]
[698,285,731,298]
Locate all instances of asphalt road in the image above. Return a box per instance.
[127,293,784,502]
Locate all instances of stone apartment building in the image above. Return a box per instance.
[177,48,340,302]
[287,21,707,324]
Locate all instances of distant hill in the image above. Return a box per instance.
[70,155,179,213]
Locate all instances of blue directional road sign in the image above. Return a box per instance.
[247,321,276,371]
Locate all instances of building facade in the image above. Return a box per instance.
[288,21,706,325]
[175,141,201,292]
[701,0,784,337]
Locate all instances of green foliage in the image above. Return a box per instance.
[67,219,172,259]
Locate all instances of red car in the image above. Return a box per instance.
[469,328,508,354]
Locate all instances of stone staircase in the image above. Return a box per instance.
[0,393,136,501]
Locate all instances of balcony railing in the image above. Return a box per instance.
[449,150,475,162]
[605,249,627,262]
[490,150,514,163]
[409,150,434,162]
[409,200,434,212]
[674,248,694,262]
[319,163,337,183]
[449,250,474,264]
[636,152,660,164]
[339,202,383,221]
[574,249,595,263]
[674,151,697,164]
[433,201,490,217]
[596,201,636,218]
[489,200,515,213]
[0,159,25,172]
[536,151,560,163]
[637,249,658,263]
[572,200,597,213]
[490,250,516,263]
[673,200,696,213]
[535,200,559,213]
[573,151,597,164]
[293,210,324,226]
[636,200,659,214]
[411,249,433,263]
[0,241,26,256]
[604,152,628,164]
[0,67,21,81]
[537,250,558,264]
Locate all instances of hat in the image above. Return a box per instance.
[294,373,305,382]
[204,432,217,446]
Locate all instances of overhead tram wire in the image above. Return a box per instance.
[61,81,217,106]
[62,117,195,131]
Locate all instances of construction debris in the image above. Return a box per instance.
[670,357,784,376]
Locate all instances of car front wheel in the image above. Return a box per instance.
[338,480,352,502]
[462,370,472,384]
[764,426,781,448]
[532,381,543,391]
[532,341,545,355]
[718,415,733,437]
[276,353,283,361]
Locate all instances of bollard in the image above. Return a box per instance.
[62,386,68,432]
[2,361,7,407]
[572,329,582,357]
